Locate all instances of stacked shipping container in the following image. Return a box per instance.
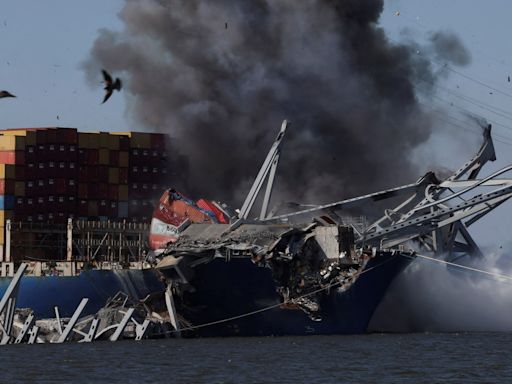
[0,127,169,241]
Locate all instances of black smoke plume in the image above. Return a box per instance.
[84,0,464,208]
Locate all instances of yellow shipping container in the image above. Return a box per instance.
[0,129,35,145]
[119,151,129,167]
[0,227,4,245]
[14,181,25,196]
[108,167,119,184]
[98,148,109,165]
[0,164,16,179]
[0,129,26,136]
[0,135,25,151]
[118,185,128,200]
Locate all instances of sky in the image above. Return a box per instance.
[1,0,512,246]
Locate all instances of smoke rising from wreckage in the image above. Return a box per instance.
[84,0,473,206]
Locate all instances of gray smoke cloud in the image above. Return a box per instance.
[429,30,471,66]
[371,247,512,332]
[84,0,466,208]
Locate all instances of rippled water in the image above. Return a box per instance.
[4,333,511,383]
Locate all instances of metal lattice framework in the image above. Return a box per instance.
[239,121,510,261]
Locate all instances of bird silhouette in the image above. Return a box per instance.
[101,69,122,104]
[0,90,15,98]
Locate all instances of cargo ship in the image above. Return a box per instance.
[149,121,510,336]
[0,120,509,336]
[0,127,172,317]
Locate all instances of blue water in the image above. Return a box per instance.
[3,333,511,383]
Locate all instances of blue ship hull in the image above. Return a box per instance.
[0,252,410,336]
[174,252,412,336]
[0,269,165,318]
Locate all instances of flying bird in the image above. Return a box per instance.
[101,69,122,104]
[0,90,15,98]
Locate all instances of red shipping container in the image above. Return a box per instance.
[87,183,98,199]
[98,166,109,182]
[86,165,98,182]
[78,149,87,164]
[78,166,88,182]
[119,136,129,151]
[46,129,57,143]
[109,150,119,166]
[66,184,77,196]
[26,146,37,162]
[78,199,88,216]
[98,183,109,199]
[14,165,25,180]
[108,185,118,200]
[150,133,166,150]
[25,163,36,179]
[55,179,67,194]
[78,183,88,199]
[119,167,128,184]
[25,180,35,196]
[56,128,78,144]
[36,129,48,144]
[86,149,99,165]
[0,151,25,165]
[14,197,26,214]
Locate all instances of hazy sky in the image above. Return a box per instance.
[1,0,512,246]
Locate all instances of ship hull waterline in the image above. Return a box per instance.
[164,251,412,337]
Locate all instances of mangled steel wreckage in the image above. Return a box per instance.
[149,120,512,336]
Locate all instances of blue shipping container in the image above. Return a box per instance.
[0,195,15,210]
[118,201,128,218]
